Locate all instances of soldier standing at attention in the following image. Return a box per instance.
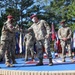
[25,14,53,66]
[24,31,35,61]
[0,15,17,67]
[58,20,74,62]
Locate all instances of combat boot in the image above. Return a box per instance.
[62,58,65,62]
[25,58,28,61]
[12,60,17,64]
[0,58,3,62]
[49,58,53,66]
[5,62,13,67]
[36,59,43,66]
[70,57,75,62]
[12,58,17,64]
[31,57,35,61]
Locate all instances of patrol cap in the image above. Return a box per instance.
[30,14,37,19]
[7,15,13,19]
[60,20,66,24]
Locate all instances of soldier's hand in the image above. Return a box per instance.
[62,38,67,41]
[15,24,19,28]
[45,34,50,38]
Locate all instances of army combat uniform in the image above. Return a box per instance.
[58,26,74,62]
[28,20,53,65]
[24,32,35,61]
[0,20,17,67]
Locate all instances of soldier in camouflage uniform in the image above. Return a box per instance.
[58,20,74,62]
[24,31,35,61]
[0,15,18,67]
[25,14,53,66]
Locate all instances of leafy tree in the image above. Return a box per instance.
[0,0,75,31]
[0,17,3,36]
[0,0,34,26]
[40,0,75,31]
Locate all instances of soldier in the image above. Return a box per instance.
[24,31,35,61]
[25,14,53,66]
[58,20,74,62]
[0,15,17,67]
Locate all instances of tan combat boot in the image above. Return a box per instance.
[25,58,28,61]
[5,62,13,67]
[49,58,53,66]
[12,59,17,64]
[62,58,65,62]
[12,60,17,64]
[31,57,35,61]
[36,59,43,66]
[70,57,75,62]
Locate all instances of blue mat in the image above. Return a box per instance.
[0,57,75,71]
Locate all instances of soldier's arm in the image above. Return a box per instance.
[21,25,33,35]
[58,29,62,39]
[28,25,33,32]
[42,20,51,38]
[67,27,72,39]
[43,20,51,35]
[2,23,10,31]
[24,35,27,41]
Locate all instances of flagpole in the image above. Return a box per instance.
[51,22,56,58]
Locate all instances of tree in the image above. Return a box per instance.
[0,0,34,26]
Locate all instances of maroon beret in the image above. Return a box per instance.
[30,14,37,19]
[7,15,13,19]
[60,20,65,24]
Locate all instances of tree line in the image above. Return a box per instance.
[0,0,75,36]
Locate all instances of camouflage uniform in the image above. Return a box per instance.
[28,20,53,65]
[24,32,35,61]
[58,25,73,62]
[0,21,17,66]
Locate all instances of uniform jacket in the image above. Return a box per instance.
[58,26,72,40]
[28,20,51,40]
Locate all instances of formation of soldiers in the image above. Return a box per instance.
[0,14,74,67]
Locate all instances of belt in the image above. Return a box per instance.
[2,30,13,33]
